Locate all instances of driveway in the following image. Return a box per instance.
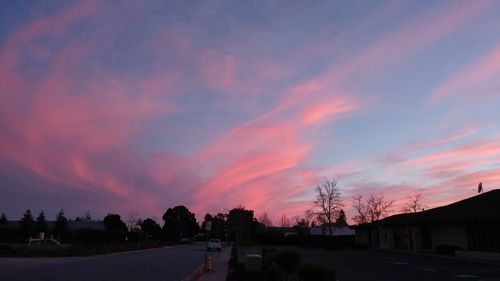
[0,243,220,281]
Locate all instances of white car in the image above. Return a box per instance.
[207,238,222,251]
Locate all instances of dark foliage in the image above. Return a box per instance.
[103,214,128,243]
[35,211,47,234]
[336,209,348,226]
[162,205,199,240]
[140,218,162,239]
[298,263,328,281]
[0,213,8,242]
[264,264,283,281]
[228,207,254,243]
[74,229,106,244]
[19,209,35,239]
[274,249,302,275]
[202,213,227,239]
[54,209,70,242]
[256,232,355,249]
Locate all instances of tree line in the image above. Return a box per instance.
[0,178,426,244]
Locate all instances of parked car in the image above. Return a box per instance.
[207,238,222,251]
[180,237,192,244]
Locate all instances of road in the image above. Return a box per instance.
[295,247,500,281]
[0,243,220,281]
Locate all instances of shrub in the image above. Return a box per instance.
[328,269,337,281]
[298,263,328,281]
[265,264,283,281]
[274,250,302,275]
[74,229,106,244]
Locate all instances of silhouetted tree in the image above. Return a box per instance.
[75,211,92,222]
[140,218,161,238]
[0,213,7,227]
[352,193,394,224]
[336,209,347,226]
[258,212,273,228]
[162,206,199,240]
[401,190,426,213]
[312,178,343,236]
[126,212,141,232]
[35,211,47,234]
[228,206,254,242]
[279,214,291,227]
[202,213,227,239]
[54,209,70,241]
[84,211,92,221]
[103,214,128,243]
[292,216,311,236]
[0,213,8,242]
[19,209,35,239]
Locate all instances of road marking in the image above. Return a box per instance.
[416,266,436,272]
[163,246,173,249]
[454,274,478,278]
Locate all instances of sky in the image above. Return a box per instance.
[1,0,500,224]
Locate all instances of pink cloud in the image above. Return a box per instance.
[432,43,500,101]
[300,95,359,125]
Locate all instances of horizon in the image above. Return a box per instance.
[1,1,500,224]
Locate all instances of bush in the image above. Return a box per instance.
[298,263,328,281]
[265,264,283,281]
[74,229,106,244]
[328,269,337,281]
[274,250,302,275]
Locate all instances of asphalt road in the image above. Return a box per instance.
[295,247,500,281]
[0,243,220,281]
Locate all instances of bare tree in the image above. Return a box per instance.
[352,193,394,224]
[312,178,343,236]
[126,212,140,231]
[258,212,273,227]
[279,214,291,227]
[401,190,426,213]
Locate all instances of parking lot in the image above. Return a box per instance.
[294,248,500,281]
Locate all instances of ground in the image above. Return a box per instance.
[0,242,219,281]
[294,247,500,281]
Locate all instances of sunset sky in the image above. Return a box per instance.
[1,0,500,223]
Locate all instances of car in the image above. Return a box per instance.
[180,237,192,244]
[207,238,222,251]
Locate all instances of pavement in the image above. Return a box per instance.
[0,243,218,281]
[197,246,232,281]
[279,247,500,281]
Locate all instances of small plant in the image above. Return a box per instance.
[265,264,283,281]
[274,249,302,278]
[298,263,328,281]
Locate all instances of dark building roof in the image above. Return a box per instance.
[371,189,500,226]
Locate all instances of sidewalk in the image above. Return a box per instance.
[198,246,232,281]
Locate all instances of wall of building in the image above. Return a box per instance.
[378,227,395,249]
[355,228,371,246]
[430,224,468,250]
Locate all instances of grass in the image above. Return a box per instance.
[0,240,167,257]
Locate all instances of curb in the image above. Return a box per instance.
[181,263,205,281]
[181,250,223,281]
[376,248,500,266]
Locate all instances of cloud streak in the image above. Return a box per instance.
[0,1,499,222]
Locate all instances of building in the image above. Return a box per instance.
[310,223,355,236]
[355,189,500,259]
